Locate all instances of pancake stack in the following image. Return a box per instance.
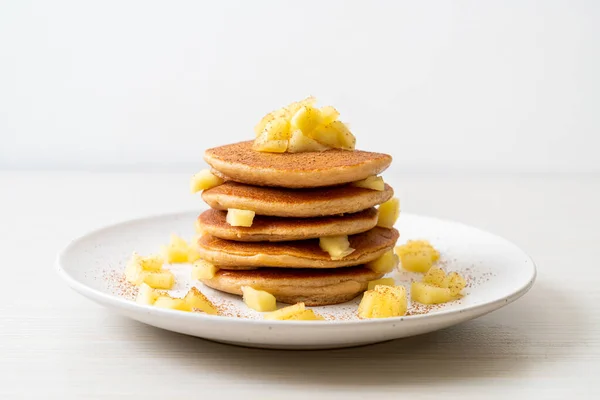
[195,140,399,306]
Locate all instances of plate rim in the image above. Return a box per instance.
[56,210,537,327]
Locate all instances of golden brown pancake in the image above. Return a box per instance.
[201,266,384,306]
[204,141,392,188]
[198,208,379,242]
[202,181,393,218]
[196,227,399,269]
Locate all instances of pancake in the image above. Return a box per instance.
[198,208,379,242]
[196,227,399,269]
[204,141,392,188]
[201,266,384,306]
[202,181,394,218]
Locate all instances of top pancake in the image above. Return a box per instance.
[204,141,392,188]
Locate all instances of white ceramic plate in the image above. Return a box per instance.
[57,210,536,350]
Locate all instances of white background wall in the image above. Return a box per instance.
[1,0,598,173]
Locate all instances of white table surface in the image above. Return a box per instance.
[1,171,598,399]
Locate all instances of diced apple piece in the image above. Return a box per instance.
[263,117,291,140]
[309,123,340,148]
[153,295,191,311]
[290,105,323,134]
[444,272,467,296]
[143,270,175,290]
[288,130,329,153]
[136,283,160,305]
[373,285,405,297]
[412,240,440,262]
[137,254,164,272]
[226,209,256,227]
[254,108,291,136]
[374,285,407,317]
[161,234,190,263]
[254,113,275,137]
[411,281,459,304]
[352,176,385,191]
[320,105,340,125]
[330,121,356,150]
[411,266,466,303]
[365,250,399,274]
[241,286,277,312]
[358,285,407,318]
[190,169,224,193]
[367,277,396,290]
[125,261,147,286]
[357,290,377,318]
[398,250,435,273]
[309,121,356,150]
[191,259,219,280]
[377,198,400,228]
[264,302,306,320]
[184,287,218,315]
[285,309,325,321]
[423,267,447,286]
[253,132,288,153]
[396,240,440,273]
[319,235,355,260]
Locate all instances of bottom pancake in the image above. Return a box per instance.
[201,266,384,306]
